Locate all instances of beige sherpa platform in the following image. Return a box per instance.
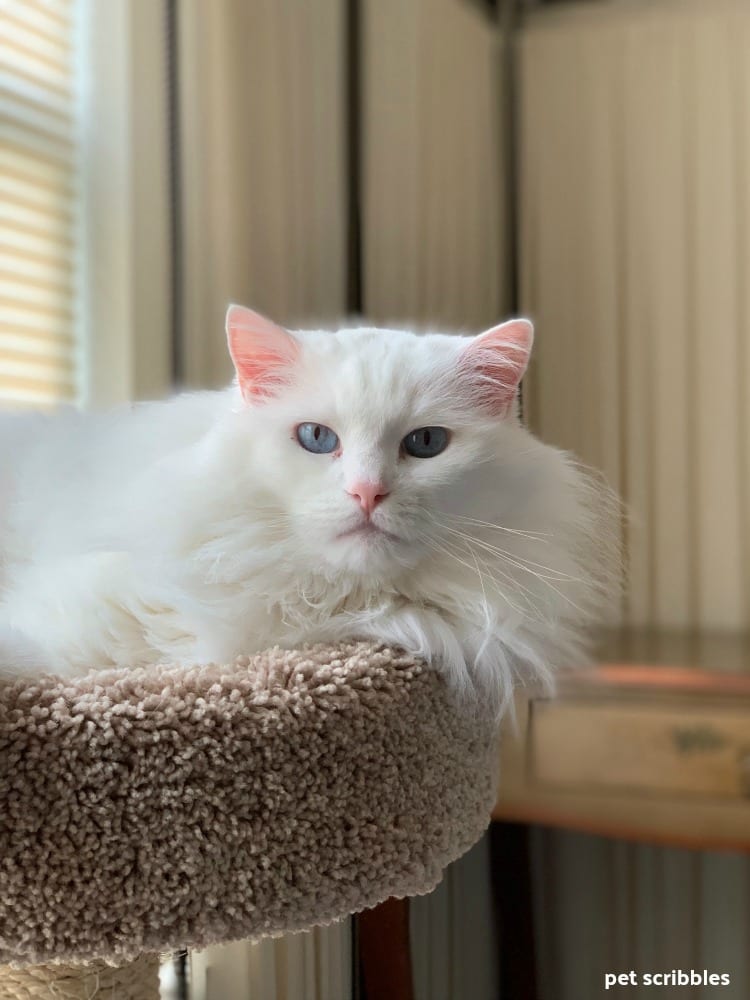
[0,642,497,987]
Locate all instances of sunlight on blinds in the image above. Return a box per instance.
[0,0,79,408]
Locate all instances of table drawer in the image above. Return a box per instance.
[530,699,750,799]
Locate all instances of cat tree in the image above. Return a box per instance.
[0,642,498,998]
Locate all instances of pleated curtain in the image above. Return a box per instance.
[519,0,750,630]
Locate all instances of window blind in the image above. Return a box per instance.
[0,0,79,408]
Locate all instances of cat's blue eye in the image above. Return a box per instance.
[402,426,450,458]
[296,422,340,454]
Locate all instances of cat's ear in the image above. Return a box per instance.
[459,319,534,416]
[226,305,300,402]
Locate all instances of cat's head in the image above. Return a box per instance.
[224,305,536,580]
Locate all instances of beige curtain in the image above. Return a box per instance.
[177,0,506,384]
[530,826,750,1000]
[363,0,508,330]
[177,0,348,388]
[189,923,351,1000]
[410,837,498,1000]
[519,0,750,630]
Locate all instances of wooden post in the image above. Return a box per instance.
[491,820,539,1000]
[357,897,415,1000]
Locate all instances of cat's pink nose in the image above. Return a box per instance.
[346,480,390,515]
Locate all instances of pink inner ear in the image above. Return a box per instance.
[459,319,534,416]
[226,305,299,401]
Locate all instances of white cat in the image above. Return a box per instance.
[0,306,617,714]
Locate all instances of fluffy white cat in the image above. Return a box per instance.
[0,306,616,714]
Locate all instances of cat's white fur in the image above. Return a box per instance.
[0,308,616,714]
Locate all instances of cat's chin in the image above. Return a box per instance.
[326,527,419,577]
[335,522,400,543]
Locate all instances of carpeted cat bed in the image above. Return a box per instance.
[0,642,498,973]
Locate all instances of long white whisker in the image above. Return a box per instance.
[460,540,551,623]
[429,517,587,617]
[443,512,550,542]
[435,517,582,582]
[419,526,546,623]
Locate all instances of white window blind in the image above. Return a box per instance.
[0,0,79,408]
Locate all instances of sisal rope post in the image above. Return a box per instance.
[0,955,160,1000]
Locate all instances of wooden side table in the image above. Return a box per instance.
[494,629,750,850]
[492,629,750,999]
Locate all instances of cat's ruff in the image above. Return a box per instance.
[0,641,498,971]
